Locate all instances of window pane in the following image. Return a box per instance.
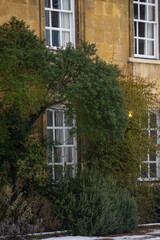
[54,147,62,163]
[141,163,148,178]
[55,129,64,145]
[66,165,73,178]
[134,4,138,19]
[62,0,71,10]
[64,114,73,127]
[148,0,155,3]
[138,22,145,37]
[147,23,154,39]
[51,12,60,28]
[150,112,156,128]
[47,129,53,143]
[134,39,137,54]
[53,0,61,9]
[52,30,60,46]
[45,10,50,27]
[45,0,50,8]
[45,30,50,46]
[150,150,156,161]
[64,147,72,162]
[150,130,157,144]
[47,111,53,126]
[140,0,146,2]
[62,13,70,29]
[148,6,155,21]
[139,39,145,54]
[134,22,137,37]
[140,4,147,20]
[47,146,52,163]
[147,41,154,56]
[62,32,70,47]
[55,112,63,126]
[150,163,157,178]
[54,165,63,180]
[65,129,73,145]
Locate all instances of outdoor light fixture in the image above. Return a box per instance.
[128,111,133,118]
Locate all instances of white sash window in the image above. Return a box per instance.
[45,0,75,49]
[47,109,77,180]
[133,0,159,59]
[139,111,160,181]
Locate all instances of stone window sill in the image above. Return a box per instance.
[128,57,160,65]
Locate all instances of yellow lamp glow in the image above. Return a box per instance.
[128,111,133,118]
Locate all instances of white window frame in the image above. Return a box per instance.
[133,0,159,59]
[139,110,160,181]
[47,108,77,180]
[45,0,75,49]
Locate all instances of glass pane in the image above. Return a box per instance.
[62,0,71,10]
[65,129,73,144]
[64,114,73,127]
[55,129,64,145]
[148,6,155,21]
[54,165,63,180]
[147,41,154,55]
[150,150,156,161]
[55,112,63,126]
[51,12,60,28]
[141,163,148,178]
[150,112,156,128]
[47,111,53,126]
[148,0,155,3]
[66,165,73,178]
[62,32,70,47]
[54,147,62,163]
[134,4,138,19]
[150,163,157,178]
[52,30,60,46]
[64,147,72,162]
[150,130,157,144]
[140,0,146,2]
[62,13,70,29]
[139,39,145,54]
[45,10,50,27]
[134,22,137,37]
[47,129,53,143]
[147,24,154,38]
[134,39,137,54]
[138,22,145,37]
[45,0,50,8]
[140,4,147,20]
[53,0,61,9]
[47,146,52,163]
[45,30,50,46]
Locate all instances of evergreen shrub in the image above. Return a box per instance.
[51,170,138,236]
[133,183,160,224]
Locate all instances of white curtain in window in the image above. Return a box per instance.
[62,32,70,47]
[62,13,70,29]
[62,0,70,10]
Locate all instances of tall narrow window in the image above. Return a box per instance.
[140,111,160,181]
[45,0,75,49]
[133,0,158,59]
[47,109,77,180]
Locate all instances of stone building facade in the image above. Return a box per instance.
[1,0,160,180]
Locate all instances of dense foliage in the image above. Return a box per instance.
[85,76,158,187]
[51,170,138,236]
[0,17,128,192]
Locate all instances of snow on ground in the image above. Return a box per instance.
[40,229,160,240]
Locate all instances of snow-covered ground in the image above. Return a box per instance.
[40,229,160,240]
